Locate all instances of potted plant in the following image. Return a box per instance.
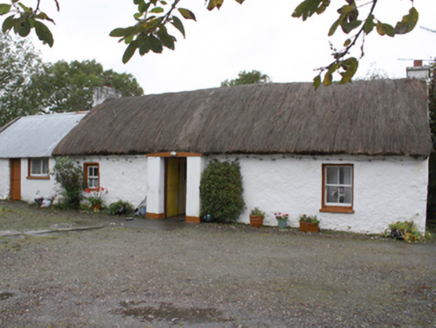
[299,214,320,233]
[249,207,265,228]
[275,212,289,229]
[85,187,107,212]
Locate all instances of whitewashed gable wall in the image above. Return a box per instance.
[0,159,9,199]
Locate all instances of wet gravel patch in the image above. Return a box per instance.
[0,201,435,327]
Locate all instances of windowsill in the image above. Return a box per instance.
[320,206,355,214]
[27,176,50,180]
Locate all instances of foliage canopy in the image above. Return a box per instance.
[0,33,144,126]
[221,70,270,87]
[0,0,419,88]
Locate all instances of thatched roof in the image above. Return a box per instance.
[53,79,432,157]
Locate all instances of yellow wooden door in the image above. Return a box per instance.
[166,158,180,217]
[10,159,21,200]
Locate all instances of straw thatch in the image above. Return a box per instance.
[53,79,432,157]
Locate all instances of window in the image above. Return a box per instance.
[320,164,354,213]
[84,163,100,190]
[28,158,49,179]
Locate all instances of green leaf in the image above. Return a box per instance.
[178,8,196,21]
[339,57,358,84]
[395,7,419,35]
[18,18,31,37]
[109,26,136,38]
[363,14,375,34]
[207,0,224,10]
[2,14,15,33]
[234,0,244,4]
[292,0,323,21]
[171,15,185,38]
[157,26,174,50]
[148,34,163,53]
[34,20,54,47]
[0,3,11,15]
[122,41,137,63]
[313,75,321,90]
[340,19,361,34]
[343,39,351,47]
[315,0,330,15]
[328,18,341,36]
[138,37,150,55]
[138,1,149,13]
[150,7,164,13]
[18,2,32,12]
[323,71,332,86]
[377,22,395,37]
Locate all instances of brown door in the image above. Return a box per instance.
[10,159,21,200]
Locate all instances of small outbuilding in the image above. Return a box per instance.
[51,79,431,234]
[0,112,87,202]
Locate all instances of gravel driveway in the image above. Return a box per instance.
[0,201,435,327]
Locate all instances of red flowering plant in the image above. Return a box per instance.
[84,187,108,207]
[274,212,289,221]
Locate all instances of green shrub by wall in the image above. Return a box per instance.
[200,160,245,223]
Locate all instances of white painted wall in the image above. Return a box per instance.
[75,155,148,209]
[186,156,206,218]
[21,158,58,202]
[0,159,9,199]
[147,156,164,215]
[208,154,429,234]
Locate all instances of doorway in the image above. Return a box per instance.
[165,158,187,218]
[10,158,21,200]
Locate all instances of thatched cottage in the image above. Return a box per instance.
[49,79,431,233]
[0,112,86,201]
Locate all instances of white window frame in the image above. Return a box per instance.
[87,165,99,189]
[29,158,49,177]
[321,164,354,213]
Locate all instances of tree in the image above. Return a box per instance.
[0,1,419,89]
[0,33,43,126]
[220,70,270,87]
[0,33,144,126]
[28,59,144,113]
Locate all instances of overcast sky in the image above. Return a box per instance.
[30,0,436,95]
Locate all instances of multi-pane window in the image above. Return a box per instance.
[322,164,354,213]
[29,158,49,177]
[84,163,99,190]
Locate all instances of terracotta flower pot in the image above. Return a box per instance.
[249,215,264,228]
[92,204,101,212]
[299,221,319,233]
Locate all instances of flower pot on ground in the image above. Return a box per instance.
[299,214,320,233]
[249,207,265,228]
[85,187,107,212]
[275,212,289,229]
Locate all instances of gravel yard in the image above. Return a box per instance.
[0,200,435,327]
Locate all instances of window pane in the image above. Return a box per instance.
[339,167,351,185]
[42,159,48,174]
[89,178,98,188]
[340,186,352,204]
[92,167,99,176]
[326,186,339,203]
[32,159,41,174]
[326,167,338,184]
